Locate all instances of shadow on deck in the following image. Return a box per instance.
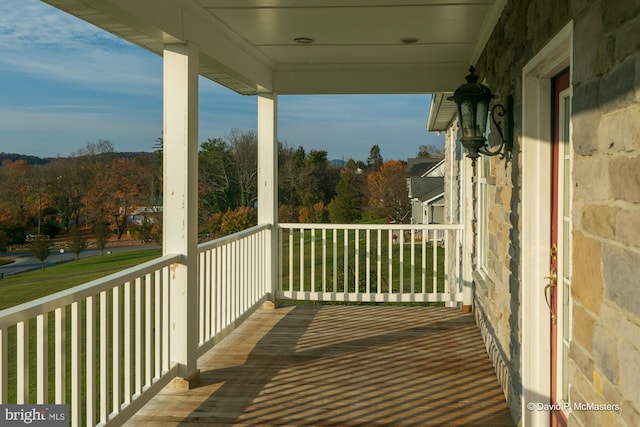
[126,305,514,426]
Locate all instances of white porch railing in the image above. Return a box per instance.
[0,254,181,427]
[196,224,271,356]
[277,223,465,303]
[0,222,466,426]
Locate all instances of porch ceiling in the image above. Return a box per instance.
[43,0,505,95]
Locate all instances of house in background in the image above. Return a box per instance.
[406,158,445,225]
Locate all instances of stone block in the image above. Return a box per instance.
[597,103,640,154]
[571,231,604,314]
[620,400,640,427]
[600,302,640,354]
[603,0,640,30]
[570,340,594,378]
[619,341,640,407]
[573,156,610,202]
[592,323,619,383]
[616,208,640,249]
[603,244,640,318]
[592,36,615,76]
[573,1,604,84]
[600,58,638,113]
[573,303,596,350]
[615,14,640,62]
[573,80,601,118]
[609,155,640,203]
[582,204,619,239]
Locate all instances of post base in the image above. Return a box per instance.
[167,370,201,391]
[461,304,473,313]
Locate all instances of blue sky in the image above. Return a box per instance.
[0,0,444,162]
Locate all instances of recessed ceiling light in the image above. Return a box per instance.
[401,37,419,44]
[293,37,315,44]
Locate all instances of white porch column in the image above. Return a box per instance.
[163,42,200,387]
[257,93,278,302]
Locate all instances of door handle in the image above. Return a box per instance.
[544,268,557,323]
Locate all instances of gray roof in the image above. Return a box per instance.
[405,158,441,177]
[408,177,445,202]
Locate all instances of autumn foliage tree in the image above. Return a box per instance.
[367,160,411,223]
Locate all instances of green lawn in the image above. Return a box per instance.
[0,249,161,310]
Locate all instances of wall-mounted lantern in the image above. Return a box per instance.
[448,66,512,167]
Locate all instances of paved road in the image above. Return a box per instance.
[0,245,160,278]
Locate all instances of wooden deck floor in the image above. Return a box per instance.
[125,305,514,426]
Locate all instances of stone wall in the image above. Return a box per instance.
[568,0,640,426]
[471,0,640,425]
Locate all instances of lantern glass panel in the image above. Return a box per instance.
[476,100,488,137]
[460,100,474,138]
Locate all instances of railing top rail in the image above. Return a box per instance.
[198,223,271,252]
[0,253,181,327]
[277,223,464,231]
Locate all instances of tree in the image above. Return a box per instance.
[297,150,339,208]
[278,144,306,207]
[69,226,88,261]
[328,165,367,223]
[227,129,258,208]
[367,160,411,223]
[30,237,50,270]
[199,138,236,215]
[86,157,146,239]
[367,145,383,170]
[92,219,111,254]
[417,144,444,159]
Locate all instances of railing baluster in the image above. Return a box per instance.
[86,296,96,425]
[377,229,382,293]
[366,229,371,294]
[411,229,416,295]
[0,326,6,404]
[343,228,348,296]
[399,231,404,295]
[432,230,438,294]
[54,307,65,404]
[99,291,108,424]
[36,313,47,404]
[124,281,132,403]
[299,228,304,292]
[311,229,316,293]
[145,273,152,389]
[16,320,28,404]
[112,285,121,414]
[422,231,427,293]
[198,252,205,346]
[70,302,80,427]
[388,230,393,294]
[333,229,337,294]
[135,277,142,396]
[154,271,162,380]
[322,229,327,294]
[355,229,359,295]
[162,267,170,374]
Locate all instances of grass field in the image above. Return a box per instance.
[0,249,162,310]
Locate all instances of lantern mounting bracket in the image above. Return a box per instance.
[447,66,513,167]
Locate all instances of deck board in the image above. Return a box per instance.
[125,305,514,426]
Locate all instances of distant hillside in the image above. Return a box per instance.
[0,152,52,165]
[0,152,153,165]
